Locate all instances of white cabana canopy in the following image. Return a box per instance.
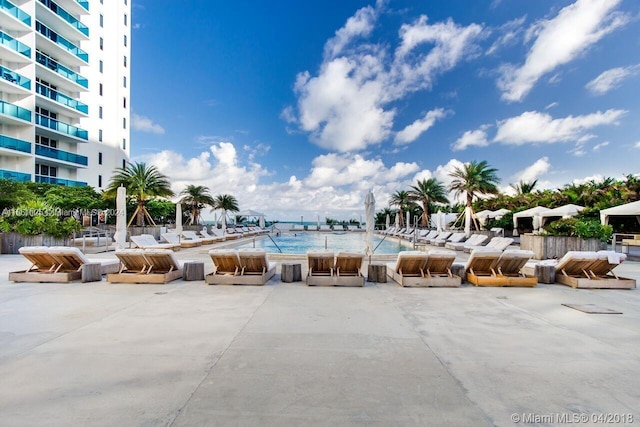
[600,200,640,225]
[512,206,552,236]
[539,204,584,226]
[236,209,265,218]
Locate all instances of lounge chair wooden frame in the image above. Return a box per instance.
[306,251,335,286]
[161,233,200,248]
[422,250,462,287]
[206,249,276,285]
[387,251,428,287]
[334,252,365,287]
[107,249,183,284]
[555,251,636,289]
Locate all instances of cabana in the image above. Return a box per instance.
[512,206,551,236]
[600,200,640,225]
[539,204,584,227]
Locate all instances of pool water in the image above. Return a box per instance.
[236,232,413,254]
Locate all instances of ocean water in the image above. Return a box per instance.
[235,231,413,255]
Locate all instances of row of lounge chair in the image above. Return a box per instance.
[10,246,635,289]
[130,226,269,250]
[379,228,516,253]
[289,225,363,232]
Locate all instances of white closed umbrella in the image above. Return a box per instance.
[175,203,183,235]
[464,206,472,237]
[221,209,227,232]
[364,191,375,258]
[317,215,320,231]
[395,213,400,228]
[259,215,265,228]
[385,214,390,230]
[114,186,127,250]
[406,211,410,229]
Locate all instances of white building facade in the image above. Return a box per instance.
[0,0,130,189]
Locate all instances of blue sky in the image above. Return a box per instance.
[130,0,640,221]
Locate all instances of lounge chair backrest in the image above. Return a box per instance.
[307,251,334,275]
[465,234,486,246]
[394,251,428,276]
[238,248,270,274]
[486,237,513,251]
[434,231,452,241]
[181,231,199,239]
[49,246,91,271]
[466,249,502,274]
[448,233,466,243]
[161,233,180,244]
[425,230,439,239]
[495,250,533,275]
[144,249,181,273]
[555,251,599,276]
[115,249,151,273]
[335,252,363,275]
[424,250,456,274]
[588,251,626,276]
[18,246,60,271]
[208,249,241,274]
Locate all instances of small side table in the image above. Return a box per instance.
[81,263,102,283]
[183,262,205,281]
[281,263,302,282]
[534,264,556,284]
[367,264,387,283]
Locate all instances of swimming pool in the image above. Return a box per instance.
[235,232,414,255]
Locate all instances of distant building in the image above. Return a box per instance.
[0,0,130,189]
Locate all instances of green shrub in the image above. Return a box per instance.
[485,212,514,230]
[543,217,612,242]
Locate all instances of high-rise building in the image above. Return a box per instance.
[0,0,130,190]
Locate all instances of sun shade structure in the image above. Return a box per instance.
[600,200,640,225]
[512,206,552,236]
[539,204,584,226]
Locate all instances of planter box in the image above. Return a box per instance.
[520,234,605,260]
[1,233,69,254]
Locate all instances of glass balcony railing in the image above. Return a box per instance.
[35,21,88,63]
[0,169,31,182]
[36,83,88,114]
[0,134,31,153]
[35,144,88,166]
[35,51,88,88]
[0,30,31,58]
[0,100,31,121]
[38,0,88,37]
[75,0,88,12]
[1,0,31,26]
[0,65,30,90]
[35,113,88,140]
[35,175,86,186]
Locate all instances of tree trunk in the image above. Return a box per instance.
[137,200,144,226]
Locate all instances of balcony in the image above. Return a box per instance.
[38,0,88,36]
[35,21,88,65]
[0,30,31,59]
[0,65,30,90]
[0,134,31,154]
[35,51,88,90]
[36,83,88,114]
[35,175,86,186]
[35,144,88,166]
[0,100,31,122]
[0,169,31,182]
[0,0,31,28]
[35,113,88,141]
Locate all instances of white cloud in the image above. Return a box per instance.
[394,108,449,145]
[498,0,629,102]
[635,141,640,148]
[586,64,640,95]
[486,16,527,55]
[286,6,484,152]
[513,157,551,182]
[494,109,627,145]
[592,141,609,151]
[452,125,491,151]
[545,102,559,110]
[132,113,165,134]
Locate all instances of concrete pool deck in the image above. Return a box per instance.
[1,245,639,426]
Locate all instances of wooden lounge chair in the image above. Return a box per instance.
[492,249,537,287]
[334,252,364,287]
[161,232,200,248]
[417,230,438,243]
[199,227,225,242]
[387,250,428,287]
[434,232,464,247]
[236,248,277,285]
[555,251,635,289]
[447,234,487,251]
[130,234,180,251]
[206,249,242,285]
[465,249,503,286]
[422,250,461,287]
[181,230,210,245]
[427,231,451,245]
[107,249,184,284]
[10,246,119,283]
[319,225,333,232]
[306,250,335,286]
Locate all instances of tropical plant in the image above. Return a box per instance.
[389,190,415,228]
[409,178,449,227]
[213,194,239,225]
[510,180,538,195]
[104,162,174,226]
[449,160,501,209]
[179,185,215,225]
[543,217,612,242]
[0,199,82,238]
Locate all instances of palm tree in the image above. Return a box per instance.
[389,190,412,227]
[409,178,449,227]
[179,185,215,226]
[105,162,174,226]
[213,194,239,226]
[449,161,500,231]
[510,180,538,195]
